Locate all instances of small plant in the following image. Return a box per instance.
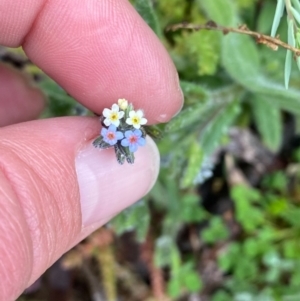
[93,99,147,164]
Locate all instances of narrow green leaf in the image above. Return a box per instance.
[263,93,300,115]
[292,0,300,15]
[284,50,292,89]
[180,140,203,188]
[199,99,241,155]
[291,6,300,25]
[165,101,210,132]
[180,81,210,100]
[134,0,162,37]
[197,0,237,26]
[288,18,296,46]
[251,95,282,151]
[271,0,285,37]
[285,19,295,88]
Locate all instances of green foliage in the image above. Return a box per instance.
[39,78,83,117]
[175,30,221,76]
[109,200,150,242]
[199,98,241,154]
[22,0,300,300]
[132,0,162,37]
[180,141,203,188]
[201,217,229,244]
[250,95,282,152]
[197,0,237,26]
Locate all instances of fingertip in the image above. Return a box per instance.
[75,135,160,228]
[0,63,46,126]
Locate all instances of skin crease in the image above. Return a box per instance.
[0,0,183,300]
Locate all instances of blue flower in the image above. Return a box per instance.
[101,125,124,145]
[121,129,146,152]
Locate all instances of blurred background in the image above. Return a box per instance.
[4,0,300,300]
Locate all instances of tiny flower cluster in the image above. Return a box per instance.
[93,99,148,164]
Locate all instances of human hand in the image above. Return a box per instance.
[0,0,183,300]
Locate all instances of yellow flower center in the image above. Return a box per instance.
[110,113,118,121]
[132,117,140,124]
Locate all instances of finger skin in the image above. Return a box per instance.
[0,117,159,300]
[0,0,183,123]
[0,63,45,126]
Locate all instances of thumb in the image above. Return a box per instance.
[0,117,159,301]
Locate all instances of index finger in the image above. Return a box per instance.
[0,0,183,123]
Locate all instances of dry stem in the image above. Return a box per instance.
[167,21,300,56]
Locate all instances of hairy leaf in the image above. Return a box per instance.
[197,0,237,26]
[134,0,162,37]
[180,140,203,188]
[251,95,282,151]
[199,99,241,155]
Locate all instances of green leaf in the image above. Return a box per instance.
[167,278,181,298]
[270,0,285,37]
[222,33,300,114]
[182,269,203,292]
[201,217,229,244]
[154,236,179,267]
[184,30,221,76]
[285,50,292,89]
[180,81,210,101]
[39,78,79,117]
[231,185,264,232]
[281,208,300,228]
[222,34,261,88]
[251,95,282,151]
[197,0,237,26]
[291,6,300,25]
[292,0,300,15]
[110,200,149,242]
[133,0,162,37]
[180,140,203,188]
[165,101,211,132]
[199,99,241,155]
[212,290,232,301]
[181,194,208,222]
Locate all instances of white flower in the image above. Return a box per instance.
[118,98,128,110]
[102,104,124,127]
[126,110,147,129]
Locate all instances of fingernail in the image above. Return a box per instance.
[75,137,159,228]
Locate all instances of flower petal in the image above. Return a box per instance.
[118,111,125,119]
[140,118,147,125]
[125,130,133,138]
[116,132,124,140]
[132,124,140,129]
[138,137,146,146]
[129,144,138,152]
[134,129,142,137]
[103,119,111,126]
[111,119,120,127]
[108,125,117,131]
[111,104,119,112]
[121,139,129,147]
[103,108,111,117]
[126,118,133,125]
[129,111,135,117]
[136,110,143,118]
[101,128,108,136]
